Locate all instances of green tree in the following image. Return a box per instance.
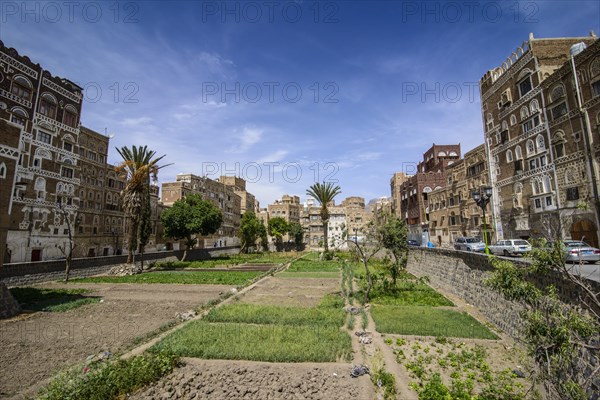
[306,181,342,253]
[288,222,305,251]
[268,217,289,251]
[487,242,599,399]
[161,194,223,261]
[115,145,169,264]
[379,216,409,285]
[259,221,269,251]
[239,211,263,253]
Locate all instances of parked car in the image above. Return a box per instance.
[488,239,531,257]
[453,237,486,252]
[563,240,600,263]
[407,239,420,247]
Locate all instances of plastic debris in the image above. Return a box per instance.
[350,365,370,378]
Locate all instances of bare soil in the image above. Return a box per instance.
[0,282,229,399]
[130,358,375,400]
[240,277,340,307]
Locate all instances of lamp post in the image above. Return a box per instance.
[472,186,493,254]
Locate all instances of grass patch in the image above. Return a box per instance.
[365,282,454,307]
[287,259,340,273]
[278,271,340,279]
[38,352,178,400]
[204,293,345,327]
[371,306,498,339]
[72,270,262,285]
[151,321,352,362]
[155,252,299,269]
[10,287,100,312]
[204,303,344,327]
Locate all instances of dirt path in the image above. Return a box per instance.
[0,282,229,399]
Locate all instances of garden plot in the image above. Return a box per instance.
[0,282,228,398]
[240,276,340,307]
[130,358,375,400]
[385,336,533,399]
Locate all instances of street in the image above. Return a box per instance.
[565,262,600,283]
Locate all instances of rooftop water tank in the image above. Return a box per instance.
[570,42,587,57]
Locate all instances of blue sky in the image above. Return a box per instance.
[1,1,598,206]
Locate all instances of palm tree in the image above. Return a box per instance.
[306,181,342,253]
[115,145,169,264]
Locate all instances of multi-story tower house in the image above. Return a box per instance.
[161,174,241,247]
[398,144,461,242]
[219,175,259,216]
[342,196,371,241]
[0,40,84,262]
[479,33,598,244]
[428,144,490,247]
[76,126,125,257]
[540,38,600,246]
[0,119,22,265]
[267,195,301,224]
[390,172,409,218]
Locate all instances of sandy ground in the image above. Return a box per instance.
[0,282,230,399]
[131,358,375,400]
[240,276,340,307]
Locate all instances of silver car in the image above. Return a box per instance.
[563,240,600,263]
[454,237,486,252]
[489,239,532,257]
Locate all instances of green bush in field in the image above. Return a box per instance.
[38,352,179,400]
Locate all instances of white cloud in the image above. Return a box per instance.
[120,116,153,127]
[256,149,289,164]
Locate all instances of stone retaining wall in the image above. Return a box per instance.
[0,247,240,287]
[407,248,600,398]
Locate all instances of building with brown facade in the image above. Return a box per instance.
[161,173,242,247]
[0,40,84,262]
[428,144,490,247]
[390,172,409,218]
[397,144,461,242]
[480,33,600,245]
[219,175,259,215]
[0,119,22,265]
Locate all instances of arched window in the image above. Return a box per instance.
[520,106,530,120]
[501,121,509,130]
[543,175,552,193]
[510,114,517,126]
[39,93,58,119]
[10,107,28,126]
[10,75,33,101]
[35,177,46,200]
[515,145,523,160]
[590,57,600,78]
[530,99,540,113]
[63,105,78,128]
[553,131,565,158]
[0,162,6,179]
[532,178,542,195]
[514,182,523,194]
[526,139,535,155]
[536,135,545,150]
[550,85,565,102]
[506,149,513,162]
[107,193,112,203]
[438,151,447,157]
